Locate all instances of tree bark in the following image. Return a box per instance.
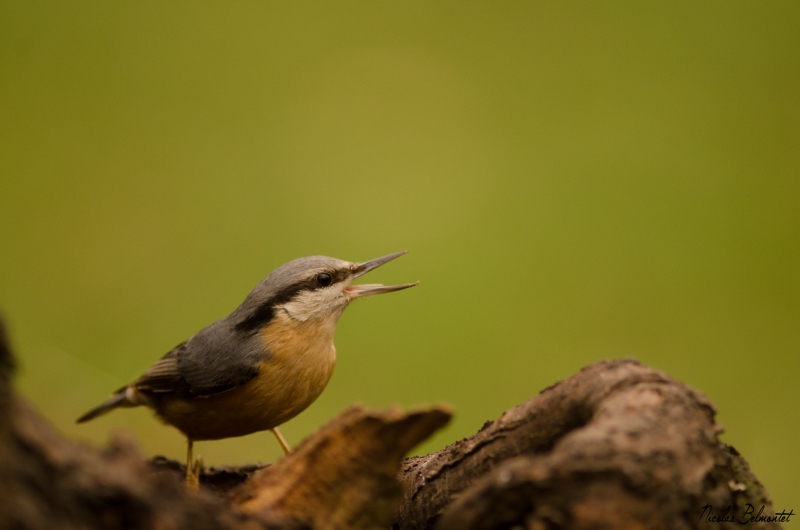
[394,359,782,530]
[0,318,273,530]
[231,406,450,529]
[0,316,785,530]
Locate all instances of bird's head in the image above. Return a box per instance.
[233,251,416,330]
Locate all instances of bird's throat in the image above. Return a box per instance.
[259,310,338,375]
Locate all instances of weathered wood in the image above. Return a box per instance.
[0,315,783,530]
[0,315,450,530]
[393,359,782,530]
[150,456,268,496]
[231,406,451,530]
[0,318,276,530]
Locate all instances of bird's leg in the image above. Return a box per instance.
[185,439,201,490]
[271,427,291,456]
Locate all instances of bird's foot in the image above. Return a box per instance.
[185,454,203,490]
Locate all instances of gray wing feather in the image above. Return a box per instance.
[134,347,192,394]
[176,320,264,395]
[135,320,264,398]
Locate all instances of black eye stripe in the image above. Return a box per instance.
[235,267,351,333]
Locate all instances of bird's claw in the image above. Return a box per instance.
[185,454,203,490]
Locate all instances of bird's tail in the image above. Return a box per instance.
[76,390,129,423]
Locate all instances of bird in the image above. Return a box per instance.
[77,251,417,488]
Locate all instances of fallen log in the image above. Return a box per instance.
[0,316,784,529]
[0,317,269,530]
[231,406,451,529]
[0,316,449,530]
[394,360,783,530]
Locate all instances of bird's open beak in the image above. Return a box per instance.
[346,251,418,299]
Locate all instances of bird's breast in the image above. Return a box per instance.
[245,310,339,424]
[155,311,339,441]
[259,309,339,373]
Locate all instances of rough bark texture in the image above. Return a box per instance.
[0,317,271,530]
[394,360,782,530]
[0,315,785,530]
[231,406,451,530]
[0,316,449,530]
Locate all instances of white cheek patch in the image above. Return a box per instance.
[280,285,349,322]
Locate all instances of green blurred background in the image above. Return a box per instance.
[1,2,798,507]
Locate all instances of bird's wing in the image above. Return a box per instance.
[174,328,263,396]
[132,344,193,396]
[133,324,264,397]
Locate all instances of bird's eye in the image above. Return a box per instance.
[316,273,332,287]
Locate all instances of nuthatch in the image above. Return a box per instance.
[77,251,416,487]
